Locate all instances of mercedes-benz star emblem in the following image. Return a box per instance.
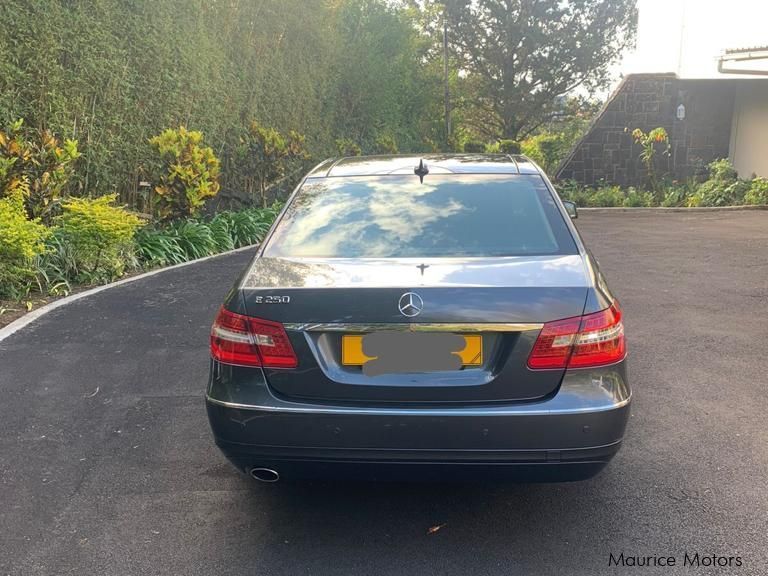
[398,292,423,318]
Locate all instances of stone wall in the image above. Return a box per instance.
[557,74,737,187]
[670,80,736,180]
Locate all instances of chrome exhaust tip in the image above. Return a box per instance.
[249,467,280,483]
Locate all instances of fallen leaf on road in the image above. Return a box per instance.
[427,524,446,535]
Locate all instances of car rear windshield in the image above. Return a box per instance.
[264,174,578,258]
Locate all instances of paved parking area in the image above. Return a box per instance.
[1,211,767,575]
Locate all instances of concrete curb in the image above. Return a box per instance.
[579,205,768,213]
[0,244,257,343]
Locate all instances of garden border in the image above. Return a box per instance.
[0,243,258,343]
[579,205,768,213]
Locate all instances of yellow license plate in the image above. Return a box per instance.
[341,334,482,366]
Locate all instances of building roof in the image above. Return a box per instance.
[307,154,540,178]
[724,46,768,56]
[719,47,768,75]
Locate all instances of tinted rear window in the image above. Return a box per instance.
[264,174,577,258]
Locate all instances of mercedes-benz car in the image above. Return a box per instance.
[206,154,630,483]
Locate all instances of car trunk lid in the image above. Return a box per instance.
[240,256,589,404]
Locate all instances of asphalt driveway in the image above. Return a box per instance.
[1,211,767,575]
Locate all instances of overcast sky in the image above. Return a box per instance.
[621,0,768,77]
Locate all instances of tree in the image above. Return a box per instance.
[440,0,637,140]
[329,0,444,153]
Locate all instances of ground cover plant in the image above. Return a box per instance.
[558,158,768,208]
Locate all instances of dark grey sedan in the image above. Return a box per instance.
[206,154,630,482]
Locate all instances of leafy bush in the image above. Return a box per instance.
[235,122,309,208]
[374,133,399,154]
[537,136,562,170]
[134,227,187,268]
[167,220,217,260]
[0,189,51,297]
[587,185,625,207]
[149,127,221,221]
[745,177,768,205]
[335,138,362,157]
[208,214,236,252]
[555,180,592,206]
[706,158,738,181]
[498,140,521,154]
[463,141,486,153]
[661,181,697,207]
[56,194,142,283]
[693,159,749,207]
[0,119,80,224]
[33,232,79,297]
[522,134,565,173]
[622,188,654,207]
[228,205,280,247]
[136,221,218,267]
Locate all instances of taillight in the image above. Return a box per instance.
[527,302,626,369]
[210,307,298,368]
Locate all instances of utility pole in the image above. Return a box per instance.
[676,0,687,76]
[443,10,451,143]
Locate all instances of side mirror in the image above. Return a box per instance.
[562,200,578,219]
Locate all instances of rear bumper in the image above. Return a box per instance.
[206,361,630,482]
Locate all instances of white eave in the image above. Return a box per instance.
[718,46,768,76]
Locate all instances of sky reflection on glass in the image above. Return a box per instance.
[265,175,566,258]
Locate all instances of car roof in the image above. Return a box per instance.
[306,154,542,178]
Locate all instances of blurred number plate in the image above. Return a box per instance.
[342,334,482,366]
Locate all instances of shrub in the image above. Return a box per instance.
[236,122,309,208]
[694,159,749,207]
[0,119,80,224]
[521,134,564,173]
[56,194,142,283]
[374,133,399,154]
[149,126,221,221]
[623,188,654,207]
[661,181,696,207]
[167,220,217,260]
[706,158,738,181]
[335,138,362,157]
[0,189,51,297]
[588,185,625,207]
[537,136,562,170]
[555,180,592,206]
[134,204,282,268]
[745,177,768,205]
[227,205,280,247]
[463,141,486,153]
[33,232,78,297]
[498,139,521,154]
[208,214,236,252]
[134,227,186,268]
[695,180,750,207]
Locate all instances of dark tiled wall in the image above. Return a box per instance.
[557,75,735,186]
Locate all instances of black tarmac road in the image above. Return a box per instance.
[1,211,767,575]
